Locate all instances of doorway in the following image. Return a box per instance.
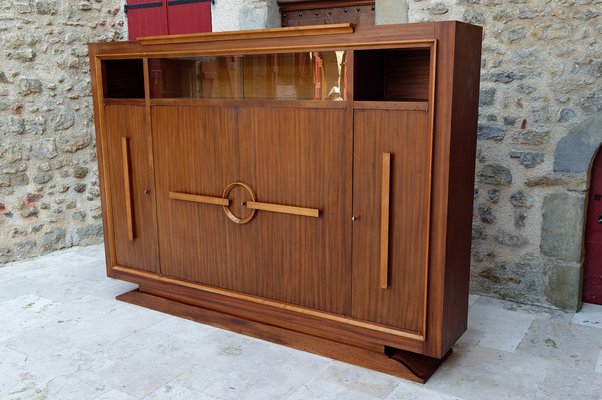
[584,148,602,305]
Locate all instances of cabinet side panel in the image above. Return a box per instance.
[442,22,483,351]
[89,48,114,277]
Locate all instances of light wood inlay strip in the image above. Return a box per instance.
[112,265,425,342]
[246,201,320,218]
[380,153,391,289]
[121,137,134,241]
[422,40,438,338]
[139,23,355,45]
[169,192,229,206]
[96,39,436,60]
[353,101,428,112]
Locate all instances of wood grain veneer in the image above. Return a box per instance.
[351,109,431,334]
[103,105,159,272]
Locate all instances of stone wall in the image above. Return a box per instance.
[0,0,125,263]
[406,0,601,310]
[212,0,280,31]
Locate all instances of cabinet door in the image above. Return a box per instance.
[238,107,351,314]
[152,105,243,289]
[104,105,159,272]
[152,105,351,314]
[352,109,430,334]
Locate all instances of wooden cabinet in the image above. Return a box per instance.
[90,22,482,383]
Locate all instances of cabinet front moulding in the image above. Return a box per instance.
[92,39,436,60]
[112,265,426,343]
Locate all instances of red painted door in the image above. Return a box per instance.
[584,150,602,304]
[167,0,212,35]
[126,0,168,40]
[126,0,211,40]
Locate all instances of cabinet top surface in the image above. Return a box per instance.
[89,21,480,57]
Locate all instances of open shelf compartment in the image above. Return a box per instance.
[102,59,145,99]
[354,48,431,102]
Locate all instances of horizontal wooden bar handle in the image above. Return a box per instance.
[169,192,229,206]
[121,137,135,241]
[380,153,391,289]
[246,201,319,218]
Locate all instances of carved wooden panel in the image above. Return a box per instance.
[279,0,375,27]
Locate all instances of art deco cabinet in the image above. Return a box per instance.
[89,21,482,382]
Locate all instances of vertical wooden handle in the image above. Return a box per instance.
[380,153,391,289]
[121,137,135,241]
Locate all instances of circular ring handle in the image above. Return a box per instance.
[222,182,257,224]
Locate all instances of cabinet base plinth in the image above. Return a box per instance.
[116,288,449,383]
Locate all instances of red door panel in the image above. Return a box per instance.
[126,0,168,40]
[584,149,602,304]
[126,0,211,40]
[167,0,212,35]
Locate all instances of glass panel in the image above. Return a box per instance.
[149,51,347,101]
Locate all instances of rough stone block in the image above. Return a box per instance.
[17,78,43,96]
[511,129,550,146]
[76,223,103,240]
[579,93,602,113]
[554,113,602,173]
[73,183,86,193]
[541,192,585,262]
[472,224,487,240]
[5,117,25,135]
[376,0,408,24]
[52,111,75,131]
[525,174,588,191]
[478,164,513,186]
[478,124,505,141]
[15,240,36,254]
[488,188,500,204]
[479,87,496,106]
[489,72,526,84]
[494,229,529,247]
[11,174,29,186]
[478,204,496,223]
[514,212,526,228]
[34,138,58,159]
[21,207,39,218]
[73,166,89,179]
[36,0,58,15]
[510,191,532,208]
[545,263,582,311]
[72,210,86,221]
[510,151,544,168]
[33,173,53,185]
[42,227,66,251]
[507,26,526,43]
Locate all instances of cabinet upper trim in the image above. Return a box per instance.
[138,23,355,46]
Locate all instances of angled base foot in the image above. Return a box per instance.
[117,288,449,383]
